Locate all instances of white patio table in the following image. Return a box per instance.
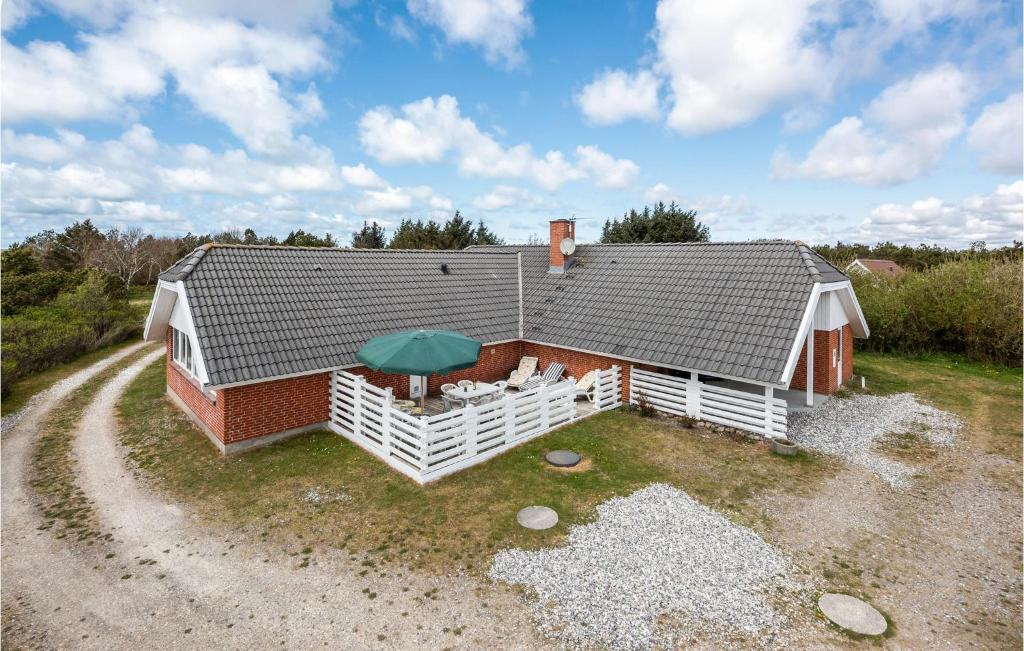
[446,381,501,403]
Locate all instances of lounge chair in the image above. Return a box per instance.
[507,356,538,389]
[517,362,565,392]
[573,370,598,402]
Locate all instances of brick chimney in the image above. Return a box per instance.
[548,219,576,273]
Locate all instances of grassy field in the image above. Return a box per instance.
[116,350,1021,578]
[118,359,832,575]
[852,351,1022,459]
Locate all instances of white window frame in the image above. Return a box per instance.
[172,326,196,378]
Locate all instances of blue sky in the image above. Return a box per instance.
[1,0,1021,247]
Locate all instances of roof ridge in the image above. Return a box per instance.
[204,243,518,253]
[795,242,822,282]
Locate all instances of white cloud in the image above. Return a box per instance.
[340,163,387,188]
[355,184,451,213]
[1,128,85,163]
[859,180,1023,245]
[407,0,532,67]
[967,92,1023,174]
[774,65,970,185]
[376,11,417,42]
[782,106,822,133]
[2,0,36,32]
[643,183,678,203]
[358,94,637,191]
[471,184,551,211]
[1,6,329,154]
[2,162,136,199]
[870,0,981,31]
[655,0,830,135]
[575,145,640,189]
[576,69,661,125]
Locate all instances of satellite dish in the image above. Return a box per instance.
[559,237,576,255]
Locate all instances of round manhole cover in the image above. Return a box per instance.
[517,506,559,530]
[818,593,887,636]
[545,450,582,467]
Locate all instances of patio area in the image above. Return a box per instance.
[329,365,623,483]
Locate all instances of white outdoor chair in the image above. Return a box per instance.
[457,379,475,389]
[573,370,598,402]
[507,356,538,389]
[440,383,457,393]
[441,385,464,411]
[492,380,508,393]
[518,362,566,392]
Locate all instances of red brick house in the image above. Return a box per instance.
[144,219,869,454]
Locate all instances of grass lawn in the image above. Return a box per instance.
[118,358,833,575]
[128,284,155,304]
[853,351,1022,459]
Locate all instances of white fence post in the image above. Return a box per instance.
[504,395,515,442]
[381,386,393,453]
[628,366,636,404]
[353,376,364,435]
[594,369,603,410]
[688,371,700,418]
[763,386,773,439]
[539,384,550,430]
[464,403,478,458]
[611,365,621,408]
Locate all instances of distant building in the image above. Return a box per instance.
[846,258,905,276]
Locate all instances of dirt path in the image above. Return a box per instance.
[3,350,546,649]
[759,423,1022,648]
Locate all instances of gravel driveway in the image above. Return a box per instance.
[490,484,819,649]
[2,349,546,649]
[788,392,961,489]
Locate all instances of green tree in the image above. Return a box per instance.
[472,219,503,245]
[440,211,475,248]
[351,221,387,248]
[1,246,40,276]
[282,230,336,247]
[389,219,443,249]
[600,202,709,243]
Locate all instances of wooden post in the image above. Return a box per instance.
[764,385,773,439]
[353,376,364,436]
[689,371,700,418]
[504,393,515,442]
[539,383,550,430]
[805,327,814,407]
[382,386,393,454]
[464,403,477,459]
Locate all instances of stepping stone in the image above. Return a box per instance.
[818,593,887,636]
[517,506,558,530]
[545,450,582,467]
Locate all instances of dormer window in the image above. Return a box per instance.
[172,327,196,377]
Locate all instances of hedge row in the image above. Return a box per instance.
[853,257,1022,366]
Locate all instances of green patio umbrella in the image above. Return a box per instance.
[355,329,482,410]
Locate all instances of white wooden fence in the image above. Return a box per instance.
[329,366,622,483]
[592,365,623,410]
[629,366,787,438]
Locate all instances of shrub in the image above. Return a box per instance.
[853,257,1022,366]
[633,391,657,418]
[0,270,140,397]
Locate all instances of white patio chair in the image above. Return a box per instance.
[440,383,457,393]
[573,370,598,402]
[457,379,474,389]
[506,356,538,389]
[518,362,566,392]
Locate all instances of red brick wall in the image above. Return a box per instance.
[788,328,844,394]
[220,373,330,444]
[166,331,226,442]
[348,341,524,398]
[522,341,631,403]
[842,323,854,383]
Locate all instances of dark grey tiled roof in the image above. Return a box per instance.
[475,242,842,384]
[162,240,847,387]
[161,246,520,387]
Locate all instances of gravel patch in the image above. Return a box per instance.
[490,483,807,649]
[788,392,961,489]
[302,486,352,505]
